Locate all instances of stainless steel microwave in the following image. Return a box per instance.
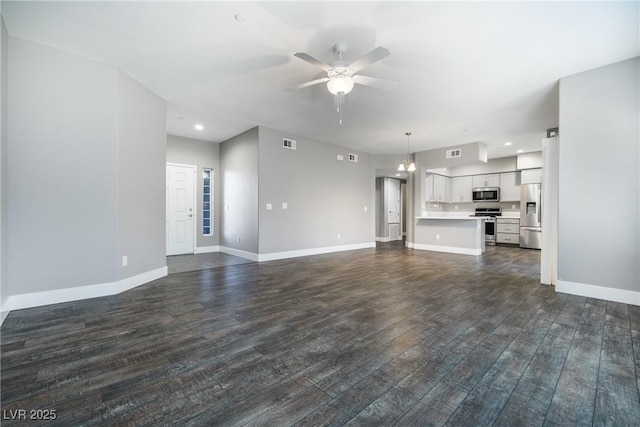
[472,187,500,202]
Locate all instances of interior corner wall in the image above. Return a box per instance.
[116,71,167,281]
[558,57,639,303]
[5,36,168,311]
[7,37,118,298]
[0,15,8,320]
[166,134,220,248]
[220,127,259,255]
[257,126,375,255]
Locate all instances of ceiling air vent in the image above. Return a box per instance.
[283,138,296,150]
[348,153,358,162]
[446,148,462,159]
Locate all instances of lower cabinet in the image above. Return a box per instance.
[497,218,520,245]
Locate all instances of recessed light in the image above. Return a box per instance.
[504,141,512,146]
[195,124,204,131]
[517,149,524,153]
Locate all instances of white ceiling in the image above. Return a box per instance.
[2,1,638,158]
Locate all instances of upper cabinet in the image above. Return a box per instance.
[521,168,542,184]
[500,172,521,202]
[451,176,473,203]
[472,173,500,188]
[425,173,451,203]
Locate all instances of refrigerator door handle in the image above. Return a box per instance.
[537,188,542,225]
[521,227,541,231]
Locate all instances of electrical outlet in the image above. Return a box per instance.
[122,256,128,267]
[364,206,368,212]
[337,234,341,240]
[337,154,344,161]
[512,204,516,209]
[436,234,440,240]
[266,203,272,210]
[282,202,288,209]
[236,236,240,243]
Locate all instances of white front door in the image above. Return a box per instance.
[166,163,196,255]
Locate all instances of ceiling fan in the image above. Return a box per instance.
[290,43,398,123]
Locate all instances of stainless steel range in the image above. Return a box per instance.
[470,208,502,246]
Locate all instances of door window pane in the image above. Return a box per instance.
[203,169,213,236]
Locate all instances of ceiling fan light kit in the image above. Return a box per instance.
[291,43,397,124]
[326,75,354,96]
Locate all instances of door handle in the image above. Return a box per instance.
[188,214,193,218]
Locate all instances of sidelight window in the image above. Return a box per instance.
[203,169,213,236]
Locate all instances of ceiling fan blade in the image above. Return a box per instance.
[353,75,398,90]
[348,47,390,73]
[286,77,330,91]
[294,52,333,72]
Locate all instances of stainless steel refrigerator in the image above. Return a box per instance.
[520,183,542,249]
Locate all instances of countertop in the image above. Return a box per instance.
[415,216,486,220]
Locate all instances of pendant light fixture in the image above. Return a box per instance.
[398,132,416,172]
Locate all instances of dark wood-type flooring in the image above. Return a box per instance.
[2,243,640,426]
[166,252,253,275]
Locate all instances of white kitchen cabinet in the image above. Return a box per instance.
[499,172,521,202]
[451,176,473,203]
[497,218,520,245]
[521,168,542,184]
[425,173,450,203]
[472,173,500,188]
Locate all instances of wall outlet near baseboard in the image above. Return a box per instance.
[122,256,128,267]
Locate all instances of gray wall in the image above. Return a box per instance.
[448,156,518,177]
[7,36,167,299]
[558,57,639,293]
[166,134,220,248]
[8,37,118,294]
[375,178,383,238]
[1,16,8,314]
[220,127,259,254]
[257,127,374,254]
[417,141,488,169]
[116,71,167,280]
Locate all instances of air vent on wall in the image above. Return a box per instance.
[446,148,462,159]
[283,138,297,150]
[348,153,358,162]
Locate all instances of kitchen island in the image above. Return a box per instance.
[408,216,486,256]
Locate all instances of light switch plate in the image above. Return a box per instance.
[266,203,272,210]
[282,202,288,209]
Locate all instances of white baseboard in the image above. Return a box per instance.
[194,245,220,254]
[376,237,403,243]
[116,267,168,294]
[407,242,482,256]
[218,246,259,262]
[0,302,9,326]
[4,266,168,313]
[257,242,376,262]
[556,280,640,306]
